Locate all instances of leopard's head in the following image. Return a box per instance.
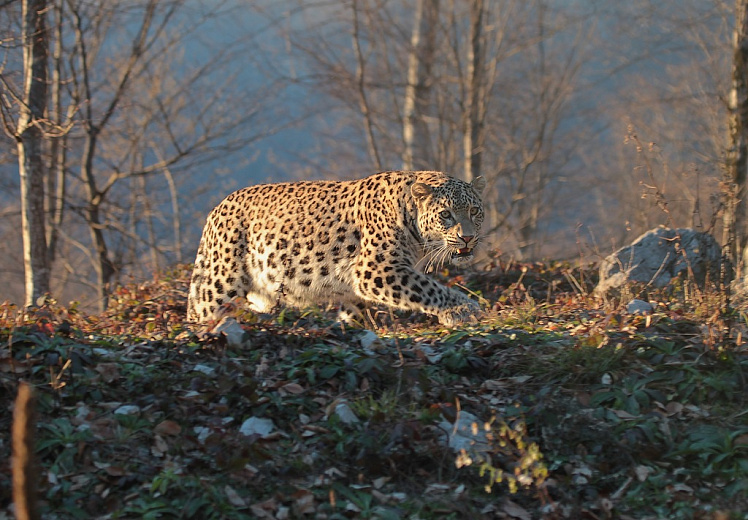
[412,175,486,270]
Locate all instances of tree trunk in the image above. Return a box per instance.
[724,0,748,279]
[463,0,485,182]
[82,132,117,312]
[351,0,382,170]
[17,0,50,307]
[69,0,157,310]
[46,1,67,267]
[402,0,439,170]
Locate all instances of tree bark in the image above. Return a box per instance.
[402,0,439,170]
[724,0,748,279]
[81,130,117,311]
[46,1,67,268]
[351,0,382,170]
[17,0,50,307]
[463,0,485,182]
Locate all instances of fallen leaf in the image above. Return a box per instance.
[280,382,305,395]
[610,409,636,419]
[503,499,531,520]
[291,489,315,516]
[154,419,182,436]
[576,392,591,407]
[192,364,215,375]
[152,434,168,456]
[482,379,508,391]
[668,483,694,493]
[665,401,683,416]
[324,467,346,478]
[104,466,127,477]
[424,483,450,494]
[634,465,651,482]
[225,485,246,507]
[94,363,121,382]
[249,497,277,519]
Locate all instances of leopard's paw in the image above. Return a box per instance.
[437,299,482,327]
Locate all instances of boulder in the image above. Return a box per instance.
[625,299,654,315]
[595,227,723,297]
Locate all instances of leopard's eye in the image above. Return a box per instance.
[439,210,452,219]
[469,207,480,216]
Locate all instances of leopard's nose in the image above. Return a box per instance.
[460,235,474,245]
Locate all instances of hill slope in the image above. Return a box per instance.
[1,263,747,519]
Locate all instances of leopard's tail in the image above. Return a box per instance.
[12,381,40,520]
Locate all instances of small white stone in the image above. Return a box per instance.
[334,401,360,425]
[192,364,215,375]
[239,417,275,438]
[193,426,212,444]
[113,405,140,415]
[358,330,381,350]
[626,299,654,315]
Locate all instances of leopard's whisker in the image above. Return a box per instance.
[437,245,451,270]
[417,240,443,273]
[434,244,449,270]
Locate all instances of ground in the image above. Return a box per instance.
[1,261,747,519]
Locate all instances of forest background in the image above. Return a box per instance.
[0,0,733,311]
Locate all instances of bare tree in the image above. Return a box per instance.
[462,0,484,182]
[45,1,71,269]
[579,0,730,254]
[350,0,383,170]
[402,0,438,170]
[66,0,171,308]
[270,0,595,259]
[12,0,50,307]
[0,0,287,309]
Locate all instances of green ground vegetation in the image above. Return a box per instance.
[1,262,746,519]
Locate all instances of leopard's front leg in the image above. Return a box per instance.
[353,259,481,326]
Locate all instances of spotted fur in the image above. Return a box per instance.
[187,171,486,326]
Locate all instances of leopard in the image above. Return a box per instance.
[187,170,486,327]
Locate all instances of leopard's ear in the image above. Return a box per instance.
[411,182,433,201]
[471,176,486,194]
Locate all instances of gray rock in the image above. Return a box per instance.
[239,417,275,438]
[438,410,490,454]
[596,227,723,297]
[625,299,654,315]
[114,404,141,415]
[213,317,249,348]
[358,330,383,350]
[332,400,360,425]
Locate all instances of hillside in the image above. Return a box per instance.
[1,263,747,519]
